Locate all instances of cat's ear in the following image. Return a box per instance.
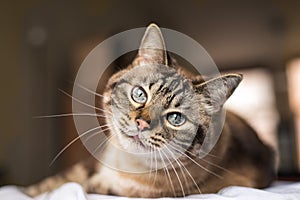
[133,23,168,66]
[194,74,242,114]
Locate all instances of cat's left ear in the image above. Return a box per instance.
[194,74,242,114]
[133,23,168,66]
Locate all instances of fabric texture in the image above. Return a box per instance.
[1,182,300,200]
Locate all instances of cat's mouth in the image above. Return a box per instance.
[125,133,141,142]
[132,134,141,142]
[124,132,145,145]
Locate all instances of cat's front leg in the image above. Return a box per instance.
[83,164,122,195]
[84,173,112,195]
[24,162,93,197]
[24,175,66,197]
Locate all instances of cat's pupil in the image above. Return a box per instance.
[167,112,185,126]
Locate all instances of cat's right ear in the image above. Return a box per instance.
[194,74,242,115]
[133,23,168,66]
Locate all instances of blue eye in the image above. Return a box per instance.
[131,86,147,104]
[167,112,185,126]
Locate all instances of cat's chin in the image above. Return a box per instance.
[126,134,148,148]
[117,132,151,153]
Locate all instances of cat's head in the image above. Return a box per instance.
[102,24,242,155]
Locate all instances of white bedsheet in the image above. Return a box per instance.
[1,182,300,200]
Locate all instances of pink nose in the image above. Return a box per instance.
[136,119,150,131]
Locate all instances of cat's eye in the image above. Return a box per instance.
[131,86,147,104]
[167,112,185,126]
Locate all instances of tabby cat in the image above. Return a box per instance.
[25,23,275,197]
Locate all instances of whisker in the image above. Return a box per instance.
[158,150,176,197]
[152,150,158,188]
[161,149,185,197]
[75,83,105,98]
[171,145,220,159]
[33,113,108,119]
[198,150,221,159]
[92,132,117,154]
[83,126,111,143]
[177,158,202,194]
[164,146,189,194]
[176,144,234,177]
[165,146,202,194]
[148,148,153,180]
[168,144,222,179]
[59,89,112,115]
[50,126,103,166]
[201,157,234,175]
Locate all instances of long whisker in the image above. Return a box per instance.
[161,149,185,197]
[198,150,221,159]
[148,148,153,180]
[83,126,111,143]
[176,144,233,176]
[92,132,117,154]
[33,113,108,118]
[165,146,202,194]
[50,126,103,166]
[164,146,189,194]
[152,149,158,188]
[168,144,222,179]
[177,158,202,194]
[75,83,105,98]
[201,157,234,175]
[59,89,112,115]
[173,145,220,159]
[158,150,176,197]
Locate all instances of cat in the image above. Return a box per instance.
[25,23,276,197]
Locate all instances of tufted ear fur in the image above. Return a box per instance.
[194,74,242,114]
[132,23,168,66]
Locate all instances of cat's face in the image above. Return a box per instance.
[109,64,200,153]
[102,24,242,155]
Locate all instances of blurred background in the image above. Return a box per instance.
[1,0,300,186]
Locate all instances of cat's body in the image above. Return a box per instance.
[25,24,275,197]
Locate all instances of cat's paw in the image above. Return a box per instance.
[23,177,63,197]
[23,185,45,197]
[84,175,111,195]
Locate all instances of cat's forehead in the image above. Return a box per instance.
[123,64,178,83]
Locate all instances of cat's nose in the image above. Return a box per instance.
[136,118,150,131]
